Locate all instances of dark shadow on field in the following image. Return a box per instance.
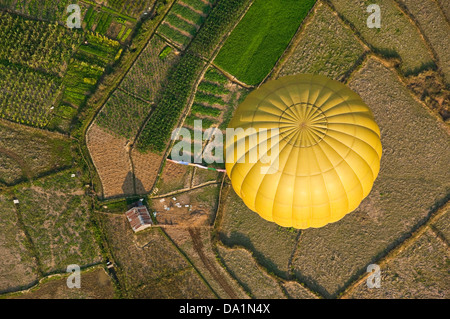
[121,171,145,196]
[219,231,329,297]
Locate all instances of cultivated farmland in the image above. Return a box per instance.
[327,0,434,74]
[219,188,299,278]
[157,0,215,49]
[277,3,366,81]
[184,67,250,133]
[0,121,72,186]
[120,35,180,103]
[397,0,450,83]
[86,124,134,198]
[137,0,252,152]
[348,229,449,299]
[11,267,116,299]
[214,0,316,85]
[163,226,248,299]
[289,58,450,298]
[217,244,286,299]
[96,89,153,139]
[12,171,101,275]
[100,213,215,298]
[0,194,39,294]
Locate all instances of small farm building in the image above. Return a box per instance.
[125,202,153,232]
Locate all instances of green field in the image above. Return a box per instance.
[12,171,101,274]
[214,0,316,85]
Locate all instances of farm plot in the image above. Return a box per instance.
[157,0,214,49]
[0,63,62,128]
[0,120,72,186]
[214,0,316,85]
[96,89,153,140]
[328,0,434,75]
[184,67,250,133]
[290,58,450,298]
[0,11,83,76]
[81,2,138,42]
[277,3,366,81]
[100,213,215,298]
[131,148,164,195]
[164,226,248,299]
[219,188,299,278]
[348,229,449,299]
[0,194,39,294]
[11,267,116,299]
[86,124,134,198]
[153,159,193,195]
[12,171,101,275]
[0,0,78,22]
[120,35,180,103]
[398,0,450,83]
[217,244,286,299]
[61,32,122,110]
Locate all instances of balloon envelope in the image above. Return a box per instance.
[225,74,382,229]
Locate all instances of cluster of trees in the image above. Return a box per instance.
[0,63,61,127]
[0,11,83,76]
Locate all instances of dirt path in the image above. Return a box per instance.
[188,227,239,298]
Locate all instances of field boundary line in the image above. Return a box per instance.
[150,180,220,199]
[339,200,449,299]
[116,86,156,105]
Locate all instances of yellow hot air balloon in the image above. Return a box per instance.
[225,74,382,229]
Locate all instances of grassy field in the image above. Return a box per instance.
[100,213,215,298]
[164,226,248,299]
[214,0,316,85]
[120,35,180,103]
[0,194,39,294]
[328,0,434,75]
[11,267,116,299]
[290,58,450,298]
[96,89,153,139]
[278,3,366,81]
[0,120,72,186]
[153,159,193,195]
[219,188,299,278]
[348,229,449,298]
[217,244,286,298]
[281,281,318,299]
[398,0,450,83]
[12,171,101,275]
